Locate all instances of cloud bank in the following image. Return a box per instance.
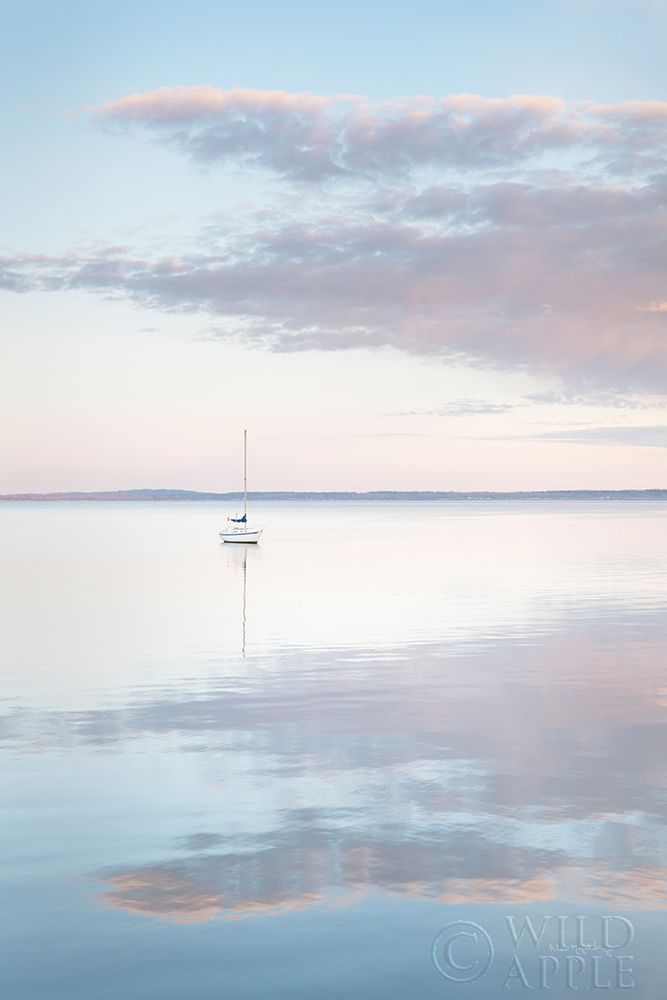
[92,86,667,181]
[6,88,667,391]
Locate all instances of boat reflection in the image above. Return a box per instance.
[225,542,261,657]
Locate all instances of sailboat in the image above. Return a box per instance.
[219,430,264,544]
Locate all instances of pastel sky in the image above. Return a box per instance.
[2,0,667,492]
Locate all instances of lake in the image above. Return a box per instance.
[1,501,666,997]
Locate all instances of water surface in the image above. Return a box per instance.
[1,501,666,997]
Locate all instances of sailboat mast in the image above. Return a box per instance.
[243,428,248,519]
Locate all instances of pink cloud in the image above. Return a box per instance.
[94,85,349,123]
[7,172,667,390]
[592,99,667,121]
[5,88,665,391]
[90,87,667,180]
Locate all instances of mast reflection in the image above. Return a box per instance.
[225,543,261,656]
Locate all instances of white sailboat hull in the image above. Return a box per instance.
[219,525,263,544]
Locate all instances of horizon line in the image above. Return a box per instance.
[2,488,667,501]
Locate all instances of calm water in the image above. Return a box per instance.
[1,501,666,998]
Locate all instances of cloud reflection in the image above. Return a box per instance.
[0,614,637,921]
[3,610,665,922]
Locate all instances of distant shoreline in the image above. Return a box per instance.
[2,489,667,502]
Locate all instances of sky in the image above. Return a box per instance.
[2,0,667,492]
